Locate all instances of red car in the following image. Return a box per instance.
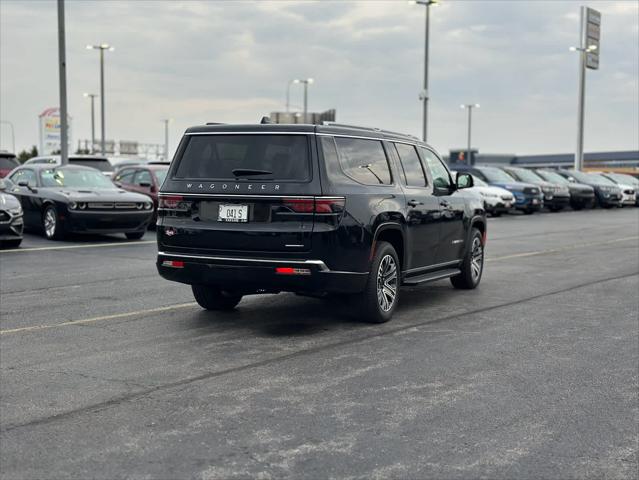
[0,152,19,178]
[112,163,169,225]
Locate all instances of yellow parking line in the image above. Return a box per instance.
[0,303,197,335]
[1,235,637,336]
[0,240,156,253]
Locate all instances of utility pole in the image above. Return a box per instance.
[571,6,601,171]
[84,93,97,153]
[87,44,114,155]
[57,0,68,164]
[461,104,480,165]
[161,119,171,161]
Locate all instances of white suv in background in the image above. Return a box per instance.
[469,175,515,216]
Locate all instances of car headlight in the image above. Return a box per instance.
[144,202,153,210]
[8,206,22,215]
[68,201,77,210]
[136,202,144,210]
[78,202,87,210]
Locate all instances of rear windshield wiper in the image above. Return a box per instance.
[232,169,273,177]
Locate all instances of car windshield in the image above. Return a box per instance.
[586,173,618,186]
[69,158,112,172]
[479,167,517,183]
[606,173,639,186]
[40,168,116,188]
[471,175,487,187]
[154,168,169,185]
[536,170,569,184]
[508,168,543,183]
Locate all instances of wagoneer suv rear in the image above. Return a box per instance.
[157,123,486,323]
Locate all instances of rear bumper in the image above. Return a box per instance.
[64,210,152,234]
[156,251,368,294]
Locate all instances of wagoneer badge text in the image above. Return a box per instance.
[184,183,281,192]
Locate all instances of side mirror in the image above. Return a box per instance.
[17,181,29,187]
[456,172,474,189]
[139,181,152,188]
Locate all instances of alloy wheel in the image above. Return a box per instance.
[44,209,57,238]
[470,236,483,282]
[376,254,398,312]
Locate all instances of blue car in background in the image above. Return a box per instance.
[450,165,544,214]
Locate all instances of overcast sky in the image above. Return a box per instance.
[1,0,637,157]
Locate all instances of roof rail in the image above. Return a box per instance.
[322,122,420,141]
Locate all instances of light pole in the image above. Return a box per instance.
[161,119,172,161]
[286,79,300,113]
[0,121,15,153]
[410,0,439,142]
[86,43,114,155]
[569,44,597,171]
[83,93,98,153]
[57,0,69,164]
[461,104,480,165]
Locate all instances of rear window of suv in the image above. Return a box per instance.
[173,134,310,182]
[0,157,18,169]
[69,157,113,172]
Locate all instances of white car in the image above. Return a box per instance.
[470,175,515,216]
[25,155,114,177]
[599,172,639,207]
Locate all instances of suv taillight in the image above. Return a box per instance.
[158,195,190,211]
[282,197,345,214]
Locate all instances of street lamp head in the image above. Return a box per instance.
[586,45,597,52]
[569,46,578,52]
[475,104,480,108]
[100,43,111,49]
[460,104,466,109]
[307,78,314,84]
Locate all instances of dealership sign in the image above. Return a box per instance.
[38,107,72,155]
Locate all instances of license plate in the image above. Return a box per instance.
[218,204,248,223]
[504,202,512,208]
[532,198,539,205]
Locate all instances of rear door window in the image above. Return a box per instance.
[394,143,427,187]
[174,134,310,182]
[334,137,392,185]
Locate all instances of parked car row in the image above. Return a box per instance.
[0,154,172,248]
[452,164,638,215]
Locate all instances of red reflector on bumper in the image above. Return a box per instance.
[162,260,184,268]
[275,267,311,276]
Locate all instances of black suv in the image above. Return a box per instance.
[156,123,486,323]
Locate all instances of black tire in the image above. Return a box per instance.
[523,208,535,215]
[491,211,502,217]
[357,241,400,324]
[1,239,22,249]
[42,205,63,240]
[192,285,242,311]
[549,207,563,212]
[571,203,583,211]
[125,231,146,240]
[451,228,484,290]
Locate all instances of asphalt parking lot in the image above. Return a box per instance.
[1,208,638,479]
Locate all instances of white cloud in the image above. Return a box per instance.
[0,0,637,156]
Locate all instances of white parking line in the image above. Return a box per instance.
[0,240,156,253]
[0,303,197,335]
[487,235,639,262]
[1,235,637,336]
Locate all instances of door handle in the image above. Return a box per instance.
[407,199,423,207]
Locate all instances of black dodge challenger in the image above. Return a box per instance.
[6,164,154,240]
